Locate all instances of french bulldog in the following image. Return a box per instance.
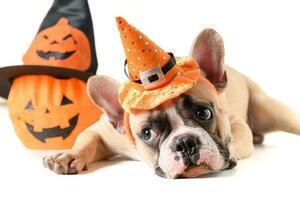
[43,28,300,178]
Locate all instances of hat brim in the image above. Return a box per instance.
[119,64,209,113]
[119,76,193,113]
[0,65,94,99]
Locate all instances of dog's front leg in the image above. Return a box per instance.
[43,128,114,174]
[229,115,254,160]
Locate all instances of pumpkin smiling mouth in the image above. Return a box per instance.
[25,114,79,143]
[37,50,76,60]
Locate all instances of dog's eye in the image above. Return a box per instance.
[141,127,156,142]
[196,106,213,121]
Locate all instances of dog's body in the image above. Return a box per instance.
[44,29,300,178]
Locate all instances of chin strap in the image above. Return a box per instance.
[123,112,135,144]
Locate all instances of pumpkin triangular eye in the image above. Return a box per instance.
[63,34,72,40]
[61,96,73,105]
[25,101,34,110]
[63,34,77,44]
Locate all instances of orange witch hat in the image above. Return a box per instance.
[116,17,207,113]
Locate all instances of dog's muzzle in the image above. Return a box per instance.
[171,135,200,166]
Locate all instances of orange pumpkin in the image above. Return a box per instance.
[23,18,91,71]
[0,0,101,149]
[7,75,101,149]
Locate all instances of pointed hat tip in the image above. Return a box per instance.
[115,16,125,22]
[115,16,128,28]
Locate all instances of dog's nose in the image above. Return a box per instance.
[172,135,200,164]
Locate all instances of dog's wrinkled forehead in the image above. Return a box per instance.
[130,92,218,144]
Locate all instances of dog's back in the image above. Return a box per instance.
[224,66,300,143]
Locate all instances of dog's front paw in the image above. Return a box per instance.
[43,153,87,175]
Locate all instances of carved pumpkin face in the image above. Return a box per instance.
[7,75,101,149]
[23,18,91,71]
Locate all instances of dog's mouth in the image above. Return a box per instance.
[25,114,79,143]
[186,162,213,171]
[180,162,213,178]
[37,50,76,60]
[157,138,225,179]
[155,162,213,179]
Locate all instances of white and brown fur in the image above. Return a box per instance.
[43,28,300,178]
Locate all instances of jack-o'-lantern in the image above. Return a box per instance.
[23,18,91,71]
[8,76,100,149]
[0,0,101,149]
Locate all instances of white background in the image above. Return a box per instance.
[1,0,300,199]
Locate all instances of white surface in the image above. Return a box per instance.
[1,0,300,200]
[1,104,300,200]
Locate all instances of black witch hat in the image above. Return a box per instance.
[0,0,98,98]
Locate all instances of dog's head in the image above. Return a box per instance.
[88,29,236,178]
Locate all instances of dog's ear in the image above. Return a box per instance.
[87,75,124,133]
[190,28,227,92]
